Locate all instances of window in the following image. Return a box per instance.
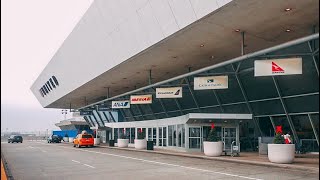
[52,76,59,86]
[39,89,44,97]
[47,81,52,90]
[40,88,46,95]
[45,84,50,91]
[49,78,56,88]
[43,85,48,93]
[82,134,92,138]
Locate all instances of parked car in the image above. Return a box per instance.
[73,133,94,148]
[8,135,23,143]
[47,135,61,143]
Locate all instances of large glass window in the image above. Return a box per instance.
[114,128,118,143]
[153,128,156,145]
[130,128,135,143]
[177,124,185,148]
[168,125,174,146]
[189,127,201,149]
[158,127,167,147]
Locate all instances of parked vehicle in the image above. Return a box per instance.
[8,135,23,143]
[47,135,61,143]
[73,133,94,148]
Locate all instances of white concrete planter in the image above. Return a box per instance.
[94,138,100,145]
[134,139,147,150]
[63,137,69,142]
[268,144,295,164]
[117,139,129,148]
[203,141,223,157]
[68,137,74,143]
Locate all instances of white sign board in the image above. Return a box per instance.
[254,57,302,76]
[194,76,228,90]
[130,95,152,104]
[156,87,182,98]
[112,100,130,109]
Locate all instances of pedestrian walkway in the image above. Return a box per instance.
[98,143,319,173]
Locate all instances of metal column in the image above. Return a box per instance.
[232,64,263,136]
[308,114,319,146]
[272,76,299,145]
[184,78,201,112]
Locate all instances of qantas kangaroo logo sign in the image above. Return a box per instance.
[254,58,302,76]
[272,62,284,74]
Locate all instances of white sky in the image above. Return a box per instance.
[1,0,93,132]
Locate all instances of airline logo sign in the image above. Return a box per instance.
[130,95,152,104]
[111,101,130,109]
[156,87,182,98]
[194,76,228,90]
[97,105,109,111]
[80,111,92,116]
[254,58,302,76]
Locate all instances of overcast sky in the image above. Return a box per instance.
[1,0,93,132]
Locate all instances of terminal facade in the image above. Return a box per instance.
[31,0,319,153]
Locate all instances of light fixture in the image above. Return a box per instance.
[285,29,291,32]
[235,29,241,32]
[284,8,292,12]
[200,44,204,47]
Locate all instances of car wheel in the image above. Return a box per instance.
[73,144,76,147]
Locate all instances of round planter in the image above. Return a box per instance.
[68,137,74,143]
[94,138,100,145]
[117,139,129,148]
[203,141,223,157]
[134,139,147,150]
[63,137,69,142]
[268,144,295,164]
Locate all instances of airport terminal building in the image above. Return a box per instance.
[31,0,319,153]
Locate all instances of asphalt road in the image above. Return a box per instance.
[1,141,318,180]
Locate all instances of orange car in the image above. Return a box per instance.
[73,134,94,148]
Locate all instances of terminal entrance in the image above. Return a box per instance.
[201,125,239,154]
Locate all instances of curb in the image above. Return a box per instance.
[97,145,319,173]
[1,151,13,180]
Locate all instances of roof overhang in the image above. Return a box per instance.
[44,0,319,109]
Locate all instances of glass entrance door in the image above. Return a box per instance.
[222,127,237,151]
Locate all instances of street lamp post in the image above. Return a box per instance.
[61,109,68,120]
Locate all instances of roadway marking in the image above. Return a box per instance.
[83,164,95,169]
[28,146,46,153]
[72,160,95,168]
[44,143,262,180]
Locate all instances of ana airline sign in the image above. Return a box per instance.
[156,87,182,98]
[194,76,228,90]
[111,100,130,109]
[130,95,152,104]
[254,58,302,76]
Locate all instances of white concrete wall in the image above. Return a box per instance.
[31,0,232,107]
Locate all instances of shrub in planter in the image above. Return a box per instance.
[135,128,147,150]
[203,124,223,156]
[117,131,129,148]
[268,126,295,164]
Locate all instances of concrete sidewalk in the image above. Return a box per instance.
[97,143,319,173]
